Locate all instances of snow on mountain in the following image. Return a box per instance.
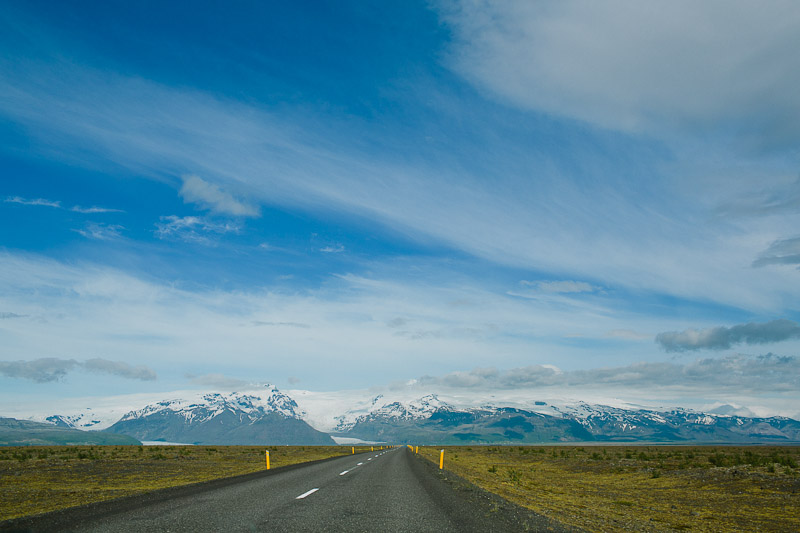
[9,385,800,444]
[334,394,452,432]
[26,384,302,430]
[115,386,302,425]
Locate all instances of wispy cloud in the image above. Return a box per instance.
[71,205,124,214]
[252,321,311,329]
[75,222,124,240]
[154,215,239,244]
[180,175,259,217]
[1,54,798,312]
[510,280,599,299]
[0,357,157,382]
[656,319,800,352]
[606,329,651,341]
[5,196,122,214]
[5,196,61,208]
[320,244,345,253]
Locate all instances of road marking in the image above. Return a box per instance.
[296,488,319,499]
[339,470,350,476]
[367,458,372,461]
[357,462,363,466]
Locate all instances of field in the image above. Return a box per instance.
[417,445,800,532]
[0,445,373,521]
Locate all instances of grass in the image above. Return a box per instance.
[416,445,800,532]
[0,445,376,521]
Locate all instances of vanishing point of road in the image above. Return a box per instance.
[2,447,574,532]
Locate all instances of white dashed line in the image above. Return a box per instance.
[339,470,350,476]
[296,488,319,499]
[357,462,363,466]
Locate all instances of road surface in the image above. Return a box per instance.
[2,447,574,532]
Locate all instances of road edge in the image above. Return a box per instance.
[409,449,585,532]
[0,451,368,532]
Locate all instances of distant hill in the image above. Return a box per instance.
[105,388,334,445]
[0,417,140,446]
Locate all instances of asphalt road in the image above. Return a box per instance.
[3,447,575,532]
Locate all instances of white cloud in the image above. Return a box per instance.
[440,1,800,148]
[75,222,124,240]
[4,196,61,208]
[5,196,122,213]
[320,244,345,253]
[516,280,598,295]
[71,205,124,214]
[180,175,259,217]
[154,215,239,244]
[0,251,666,390]
[2,53,799,314]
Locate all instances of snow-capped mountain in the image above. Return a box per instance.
[332,395,800,445]
[334,394,451,432]
[14,386,800,445]
[114,387,303,425]
[103,385,332,445]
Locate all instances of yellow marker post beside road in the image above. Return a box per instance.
[352,447,355,454]
[266,450,270,470]
[439,449,444,469]
[415,446,418,454]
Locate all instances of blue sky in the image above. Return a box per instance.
[1,1,799,417]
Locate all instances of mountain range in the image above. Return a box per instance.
[333,394,800,444]
[8,386,800,445]
[0,417,140,446]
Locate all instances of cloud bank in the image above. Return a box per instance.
[0,358,157,383]
[441,0,800,147]
[414,353,799,394]
[656,319,800,352]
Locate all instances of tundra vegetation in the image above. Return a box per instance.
[0,445,366,521]
[418,445,800,532]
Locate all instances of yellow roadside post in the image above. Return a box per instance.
[371,446,374,451]
[439,449,444,469]
[352,446,355,454]
[415,446,418,454]
[266,450,270,470]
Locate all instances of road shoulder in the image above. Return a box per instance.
[408,449,583,532]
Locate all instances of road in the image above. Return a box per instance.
[2,447,574,532]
